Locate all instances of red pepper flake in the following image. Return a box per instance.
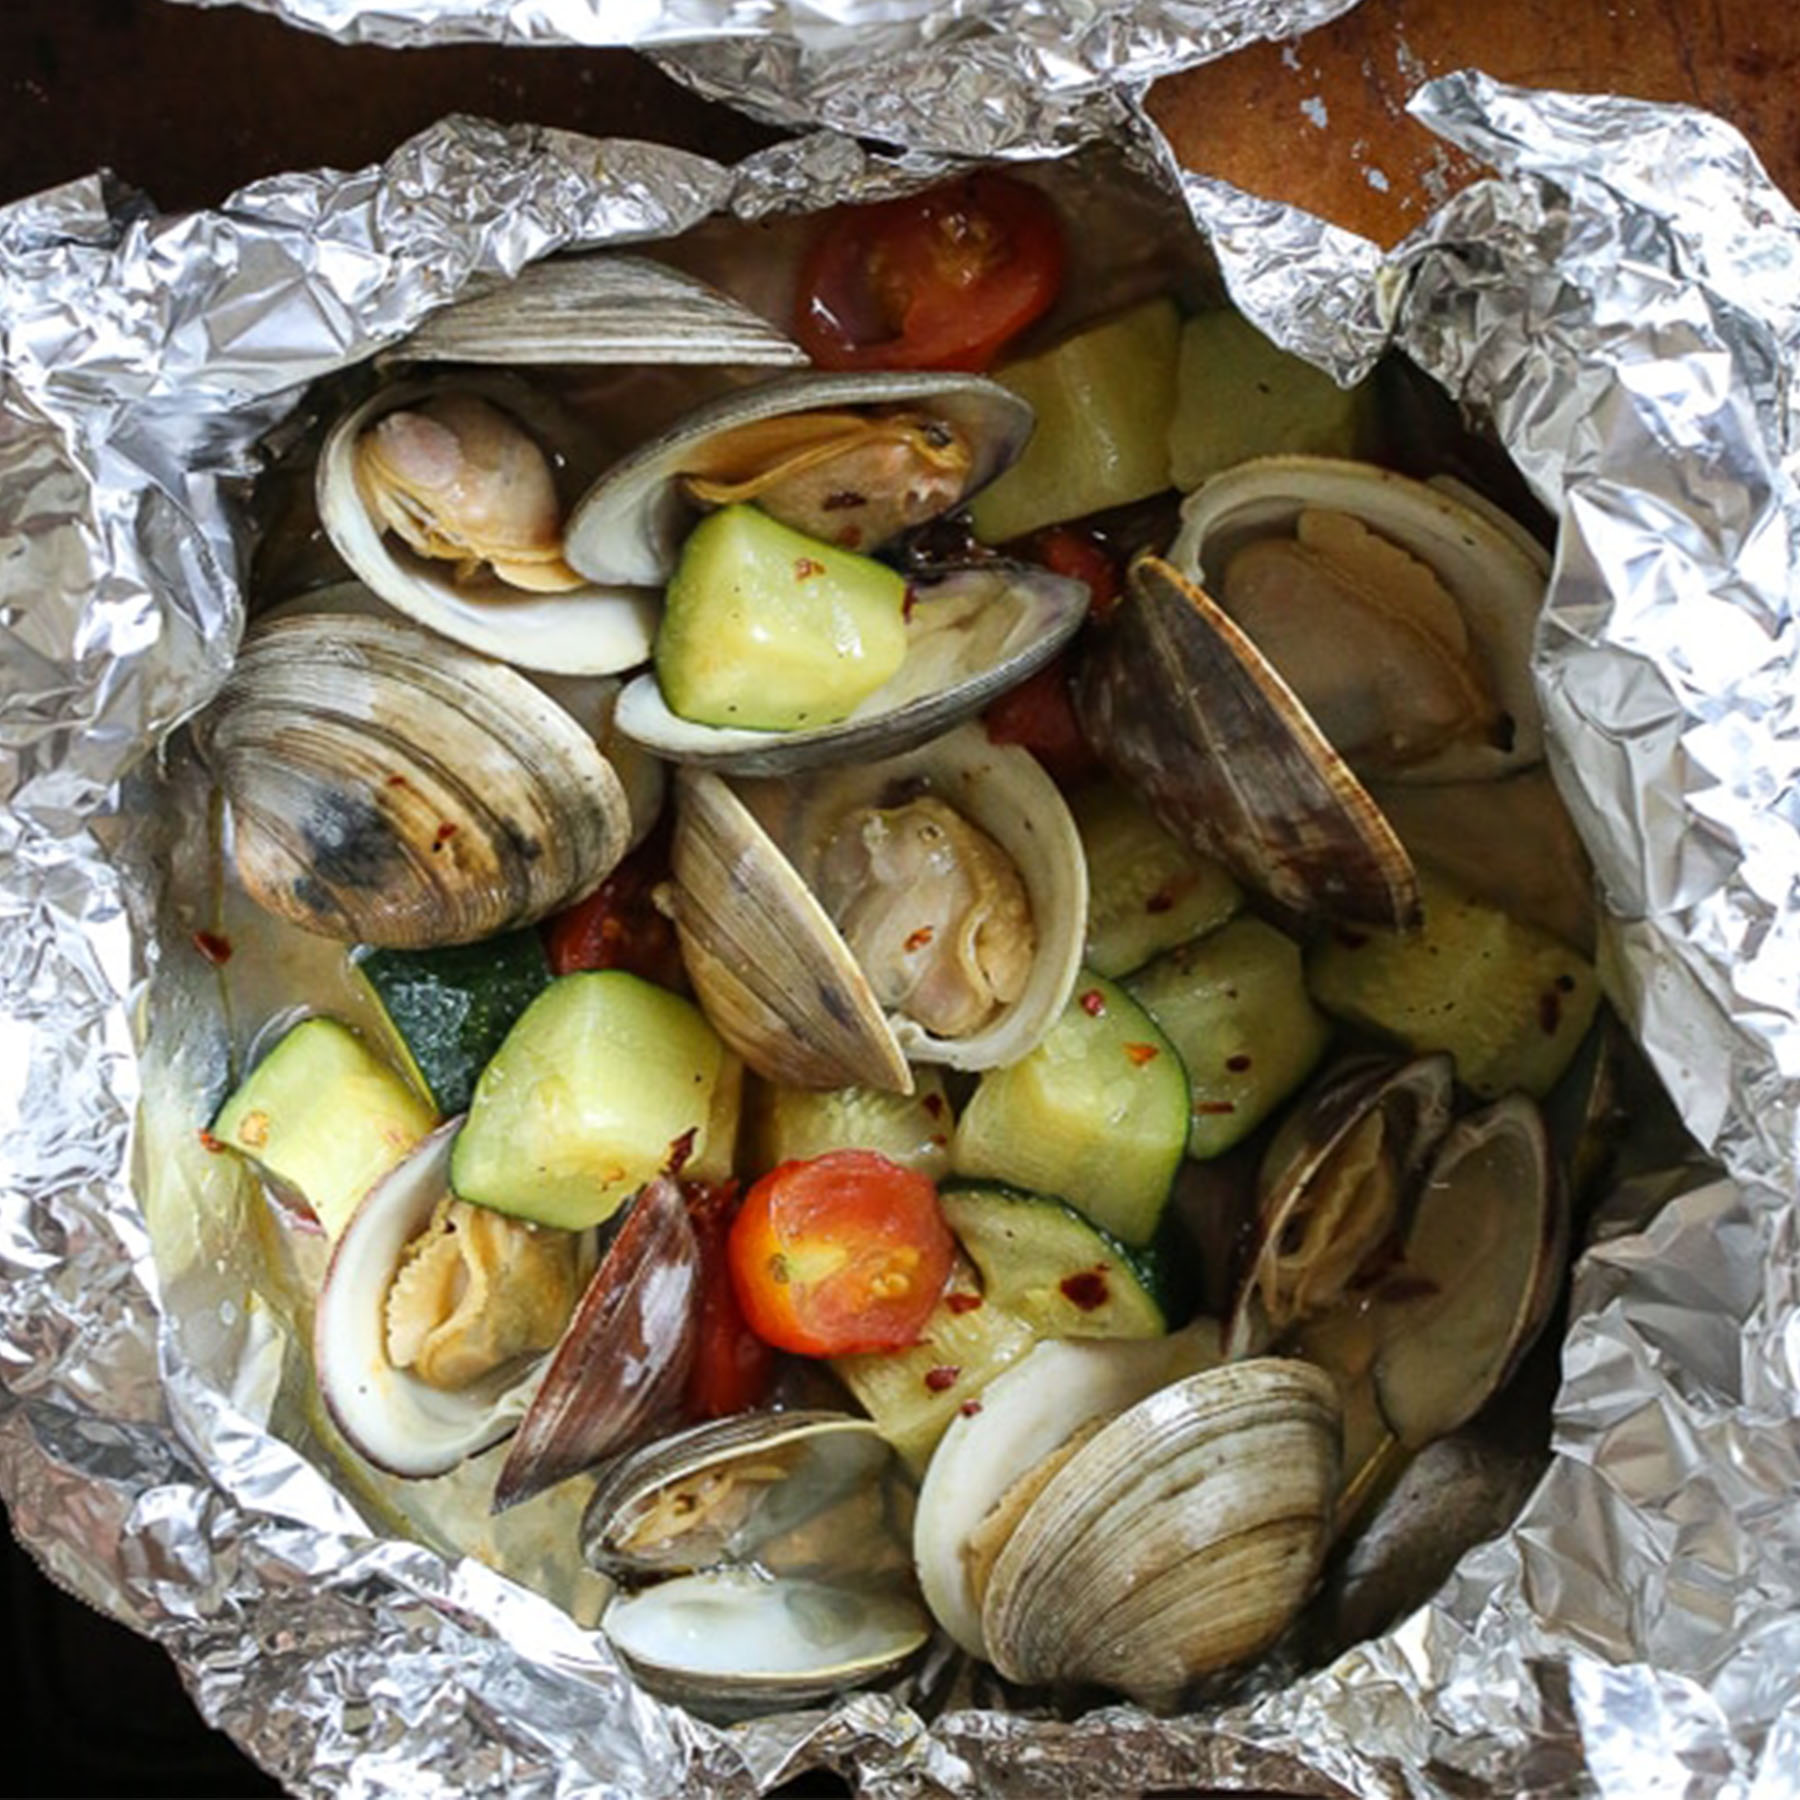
[1195,1100,1237,1115]
[432,821,459,851]
[958,1399,984,1417]
[924,1365,961,1392]
[1079,988,1106,1017]
[945,1291,983,1314]
[1123,1042,1159,1066]
[902,587,918,622]
[1059,1268,1110,1311]
[904,925,936,952]
[922,1092,946,1118]
[821,490,867,512]
[196,1129,226,1154]
[1145,888,1175,915]
[1225,1053,1252,1073]
[386,773,411,789]
[665,1125,699,1176]
[1538,989,1563,1035]
[191,929,233,966]
[794,556,827,581]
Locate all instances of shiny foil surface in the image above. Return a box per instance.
[4,17,1800,1799]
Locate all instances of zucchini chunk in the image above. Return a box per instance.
[450,971,726,1230]
[1127,915,1332,1158]
[1306,869,1600,1099]
[939,1182,1168,1339]
[949,971,1189,1246]
[210,1015,435,1240]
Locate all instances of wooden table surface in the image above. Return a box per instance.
[3,0,1797,236]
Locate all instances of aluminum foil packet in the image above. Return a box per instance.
[162,0,1364,155]
[4,21,1800,1798]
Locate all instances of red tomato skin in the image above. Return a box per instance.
[1029,524,1124,621]
[982,653,1097,788]
[795,173,1065,374]
[727,1151,955,1357]
[541,823,686,990]
[682,1180,776,1421]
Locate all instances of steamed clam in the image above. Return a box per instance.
[562,369,1034,586]
[582,1410,929,1714]
[314,1131,701,1505]
[1169,456,1550,786]
[917,1353,1341,1708]
[666,723,1087,1094]
[195,612,633,948]
[319,371,662,676]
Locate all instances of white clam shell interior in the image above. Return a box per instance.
[1170,455,1549,784]
[313,1121,547,1479]
[317,370,658,676]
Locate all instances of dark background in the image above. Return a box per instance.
[1,0,1794,1794]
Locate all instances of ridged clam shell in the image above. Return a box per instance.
[980,1358,1341,1706]
[1076,554,1420,931]
[384,254,808,370]
[563,370,1034,587]
[491,1176,700,1513]
[317,370,659,675]
[614,561,1088,776]
[667,723,1087,1094]
[196,612,631,949]
[581,1410,891,1581]
[1171,455,1548,785]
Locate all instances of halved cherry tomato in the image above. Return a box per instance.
[727,1150,955,1356]
[541,822,686,991]
[795,173,1065,373]
[682,1179,776,1421]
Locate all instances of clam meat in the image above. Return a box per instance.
[1169,456,1549,785]
[666,723,1086,1094]
[563,369,1034,587]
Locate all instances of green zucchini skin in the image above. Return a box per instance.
[939,1181,1169,1339]
[210,1015,436,1240]
[351,929,552,1115]
[1127,915,1332,1159]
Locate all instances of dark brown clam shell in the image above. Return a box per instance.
[1075,555,1420,932]
[491,1176,700,1513]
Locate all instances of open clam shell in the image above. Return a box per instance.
[601,1569,929,1718]
[614,561,1088,776]
[1226,1053,1456,1357]
[1170,456,1549,785]
[313,1123,589,1479]
[1077,554,1420,931]
[563,370,1034,587]
[383,254,808,370]
[317,370,659,675]
[914,1325,1224,1662]
[581,1410,897,1582]
[491,1175,702,1513]
[196,613,632,949]
[667,723,1087,1094]
[978,1358,1342,1707]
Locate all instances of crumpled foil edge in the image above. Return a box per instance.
[3,50,1800,1800]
